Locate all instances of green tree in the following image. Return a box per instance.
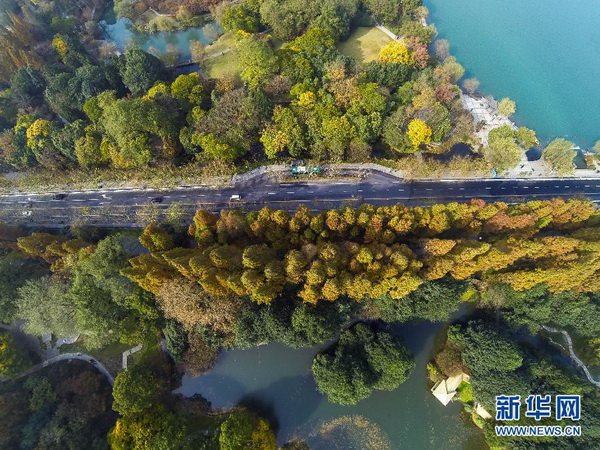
[497,97,516,118]
[51,120,86,162]
[238,37,279,89]
[0,252,40,323]
[196,133,243,162]
[260,106,306,158]
[221,0,262,33]
[382,107,413,153]
[543,138,576,175]
[112,367,162,416]
[10,67,45,109]
[170,72,204,109]
[74,126,107,167]
[454,323,523,373]
[163,320,187,363]
[98,95,180,167]
[482,134,521,172]
[17,277,77,337]
[118,48,165,96]
[24,376,56,411]
[312,323,414,405]
[515,127,539,149]
[69,235,146,349]
[361,62,410,91]
[364,0,401,23]
[0,330,33,378]
[219,409,276,450]
[195,88,266,155]
[374,279,466,323]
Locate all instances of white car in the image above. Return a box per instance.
[22,210,32,216]
[230,194,241,201]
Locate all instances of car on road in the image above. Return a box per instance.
[22,210,32,216]
[230,194,241,201]
[53,193,66,200]
[150,196,163,204]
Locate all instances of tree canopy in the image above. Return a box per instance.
[311,323,414,405]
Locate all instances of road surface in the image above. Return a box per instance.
[0,171,597,227]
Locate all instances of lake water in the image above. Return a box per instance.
[425,0,600,148]
[178,322,487,449]
[101,16,220,60]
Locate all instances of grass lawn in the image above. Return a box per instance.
[337,26,392,64]
[205,32,237,57]
[203,32,241,80]
[203,50,240,80]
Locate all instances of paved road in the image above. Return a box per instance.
[0,171,597,227]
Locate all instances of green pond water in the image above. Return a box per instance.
[101,15,220,61]
[425,0,600,148]
[177,322,487,449]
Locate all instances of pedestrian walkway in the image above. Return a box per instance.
[9,352,114,386]
[460,92,516,147]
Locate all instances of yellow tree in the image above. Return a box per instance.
[379,41,414,66]
[51,34,69,63]
[406,119,432,149]
[139,224,175,252]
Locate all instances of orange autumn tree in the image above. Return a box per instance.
[122,198,600,305]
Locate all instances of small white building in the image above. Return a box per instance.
[431,372,470,406]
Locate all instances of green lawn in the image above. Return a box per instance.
[205,32,237,57]
[337,26,392,64]
[203,32,241,80]
[203,50,240,80]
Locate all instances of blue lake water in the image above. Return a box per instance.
[425,0,600,148]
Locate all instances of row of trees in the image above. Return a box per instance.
[2,194,600,446]
[123,198,600,304]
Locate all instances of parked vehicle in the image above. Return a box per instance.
[290,160,322,175]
